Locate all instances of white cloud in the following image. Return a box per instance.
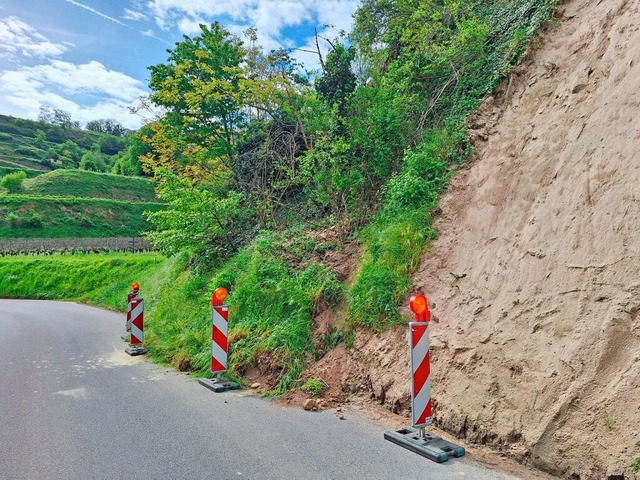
[0,60,147,129]
[144,0,358,47]
[123,8,148,22]
[143,0,359,71]
[0,16,70,60]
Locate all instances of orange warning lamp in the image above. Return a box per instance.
[211,287,228,306]
[409,293,430,322]
[131,281,140,292]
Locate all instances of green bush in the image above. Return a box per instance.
[22,211,44,228]
[7,211,18,227]
[1,171,27,193]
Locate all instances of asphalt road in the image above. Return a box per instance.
[0,299,519,480]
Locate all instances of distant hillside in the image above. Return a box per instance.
[0,114,127,173]
[25,170,157,202]
[0,195,162,239]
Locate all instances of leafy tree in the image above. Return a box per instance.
[1,171,27,193]
[315,42,357,113]
[146,22,246,180]
[34,130,48,149]
[145,169,244,257]
[97,135,126,155]
[86,119,127,136]
[38,106,80,129]
[80,151,100,171]
[48,140,83,168]
[112,130,149,176]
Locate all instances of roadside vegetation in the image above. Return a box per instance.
[0,0,559,391]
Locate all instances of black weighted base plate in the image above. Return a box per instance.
[125,346,147,356]
[199,377,240,393]
[384,427,465,463]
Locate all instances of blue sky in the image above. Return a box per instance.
[0,0,359,130]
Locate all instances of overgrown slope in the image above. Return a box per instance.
[355,0,640,478]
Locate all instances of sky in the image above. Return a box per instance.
[0,0,360,130]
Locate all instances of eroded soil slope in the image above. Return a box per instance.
[338,0,640,478]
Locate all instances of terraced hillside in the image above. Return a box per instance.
[0,114,127,176]
[0,169,160,241]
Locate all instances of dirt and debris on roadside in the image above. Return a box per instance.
[284,0,640,478]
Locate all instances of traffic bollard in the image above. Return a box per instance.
[384,293,465,463]
[199,287,239,393]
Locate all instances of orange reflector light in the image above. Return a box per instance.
[211,287,228,306]
[409,293,430,321]
[131,281,140,292]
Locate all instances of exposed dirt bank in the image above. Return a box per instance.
[408,0,640,477]
[288,1,640,477]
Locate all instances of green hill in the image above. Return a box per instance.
[0,114,127,173]
[25,170,157,202]
[0,194,162,238]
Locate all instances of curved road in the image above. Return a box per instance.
[0,300,518,479]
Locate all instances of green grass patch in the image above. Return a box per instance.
[347,129,456,330]
[0,227,345,391]
[209,230,345,391]
[0,252,166,306]
[0,166,43,178]
[0,195,162,238]
[24,169,157,201]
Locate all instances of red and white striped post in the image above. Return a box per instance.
[199,287,239,393]
[211,289,229,376]
[409,293,432,432]
[125,282,140,333]
[384,293,465,462]
[125,284,146,356]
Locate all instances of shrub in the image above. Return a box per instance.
[22,211,44,228]
[7,211,18,227]
[1,171,27,193]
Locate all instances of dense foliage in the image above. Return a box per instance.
[0,114,136,175]
[133,0,557,382]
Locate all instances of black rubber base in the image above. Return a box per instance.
[384,427,465,463]
[125,346,147,356]
[199,377,240,393]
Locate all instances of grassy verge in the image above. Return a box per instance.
[0,252,167,307]
[0,237,343,389]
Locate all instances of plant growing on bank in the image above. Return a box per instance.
[302,378,326,398]
[1,170,27,193]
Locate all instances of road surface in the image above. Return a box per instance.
[0,299,520,479]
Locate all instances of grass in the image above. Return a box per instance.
[603,411,614,429]
[209,230,345,391]
[0,166,43,178]
[24,170,157,202]
[0,195,162,238]
[0,252,166,305]
[0,230,344,391]
[302,378,325,397]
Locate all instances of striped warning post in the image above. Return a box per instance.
[130,298,144,346]
[126,292,137,332]
[410,321,432,427]
[211,305,229,374]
